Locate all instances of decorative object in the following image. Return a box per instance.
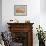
[14,5,27,16]
[44,31,46,40]
[0,32,5,46]
[1,31,12,46]
[25,20,30,23]
[8,19,19,23]
[36,25,45,46]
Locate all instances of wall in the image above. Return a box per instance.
[40,0,46,32]
[0,0,2,32]
[40,0,46,13]
[2,0,40,30]
[2,0,46,46]
[2,0,40,46]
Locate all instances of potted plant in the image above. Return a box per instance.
[36,25,45,46]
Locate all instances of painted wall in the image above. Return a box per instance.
[2,0,46,46]
[40,0,46,31]
[2,0,40,31]
[2,0,40,46]
[0,0,2,32]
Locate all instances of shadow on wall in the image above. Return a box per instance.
[0,0,2,32]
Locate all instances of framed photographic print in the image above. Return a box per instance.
[14,5,27,16]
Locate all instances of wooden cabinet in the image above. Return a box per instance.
[7,23,34,46]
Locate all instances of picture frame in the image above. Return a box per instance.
[14,5,27,16]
